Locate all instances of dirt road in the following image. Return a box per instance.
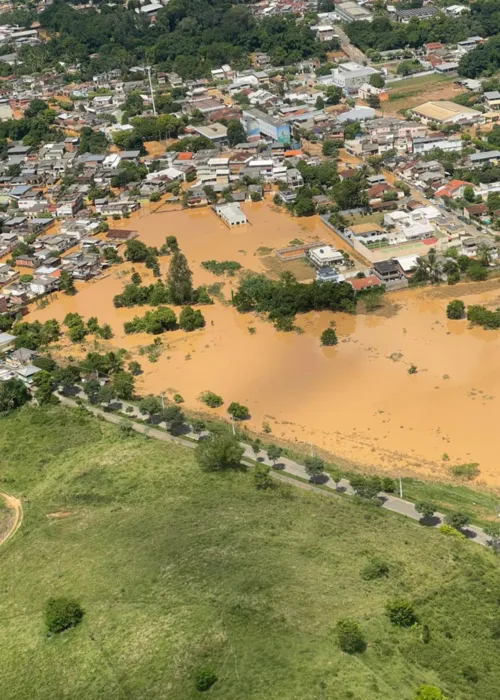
[0,492,22,546]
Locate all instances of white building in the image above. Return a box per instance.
[308,245,344,268]
[214,203,247,228]
[330,62,380,93]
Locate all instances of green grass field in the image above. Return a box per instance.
[1,406,500,700]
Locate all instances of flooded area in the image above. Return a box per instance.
[25,202,500,487]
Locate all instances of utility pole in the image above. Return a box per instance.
[146,65,157,117]
[399,475,403,499]
[231,416,235,436]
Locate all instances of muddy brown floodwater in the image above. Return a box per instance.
[26,202,500,486]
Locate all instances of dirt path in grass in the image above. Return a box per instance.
[0,492,22,547]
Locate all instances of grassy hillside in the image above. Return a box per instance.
[0,406,500,700]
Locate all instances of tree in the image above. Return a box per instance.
[59,270,76,295]
[139,395,162,419]
[315,95,325,110]
[445,511,470,531]
[370,73,385,88]
[227,119,246,146]
[484,522,500,551]
[446,300,465,320]
[414,685,447,700]
[325,85,343,105]
[463,185,475,203]
[45,597,84,634]
[111,371,135,400]
[343,120,361,141]
[161,404,185,434]
[195,432,244,471]
[336,619,366,653]
[179,306,205,331]
[367,94,380,109]
[267,444,283,465]
[167,251,193,305]
[227,402,250,421]
[0,378,29,413]
[83,378,100,403]
[97,384,116,406]
[201,391,223,408]
[415,501,436,520]
[128,360,142,376]
[322,139,339,156]
[321,328,338,346]
[386,598,418,627]
[254,464,274,489]
[350,475,382,500]
[304,455,325,481]
[32,370,55,405]
[54,365,80,391]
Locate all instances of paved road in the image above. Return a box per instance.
[57,392,492,549]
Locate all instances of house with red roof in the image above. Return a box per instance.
[435,179,473,199]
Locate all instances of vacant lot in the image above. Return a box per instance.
[383,74,463,113]
[1,405,500,700]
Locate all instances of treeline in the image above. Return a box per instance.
[31,0,332,81]
[347,1,500,55]
[124,305,205,334]
[232,272,356,328]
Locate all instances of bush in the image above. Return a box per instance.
[201,260,242,276]
[446,299,465,320]
[462,665,479,683]
[381,477,396,493]
[414,685,446,700]
[450,463,480,480]
[254,464,275,490]
[227,401,250,421]
[444,511,470,531]
[320,328,338,346]
[386,598,418,627]
[195,432,244,472]
[361,558,389,581]
[336,618,366,654]
[195,668,217,692]
[179,306,205,332]
[45,597,84,634]
[200,391,224,408]
[439,524,466,540]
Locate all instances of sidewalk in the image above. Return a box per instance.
[57,392,491,549]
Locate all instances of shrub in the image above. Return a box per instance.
[439,524,466,539]
[45,597,84,634]
[386,598,418,627]
[304,455,325,479]
[201,260,242,276]
[320,328,338,346]
[462,665,479,684]
[350,475,382,501]
[450,463,480,480]
[422,624,430,644]
[414,685,446,700]
[361,558,389,581]
[194,668,217,692]
[200,391,223,408]
[446,299,465,320]
[381,477,396,493]
[254,464,274,490]
[227,401,250,420]
[336,618,366,653]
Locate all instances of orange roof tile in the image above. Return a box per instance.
[176,152,193,161]
[284,149,302,157]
